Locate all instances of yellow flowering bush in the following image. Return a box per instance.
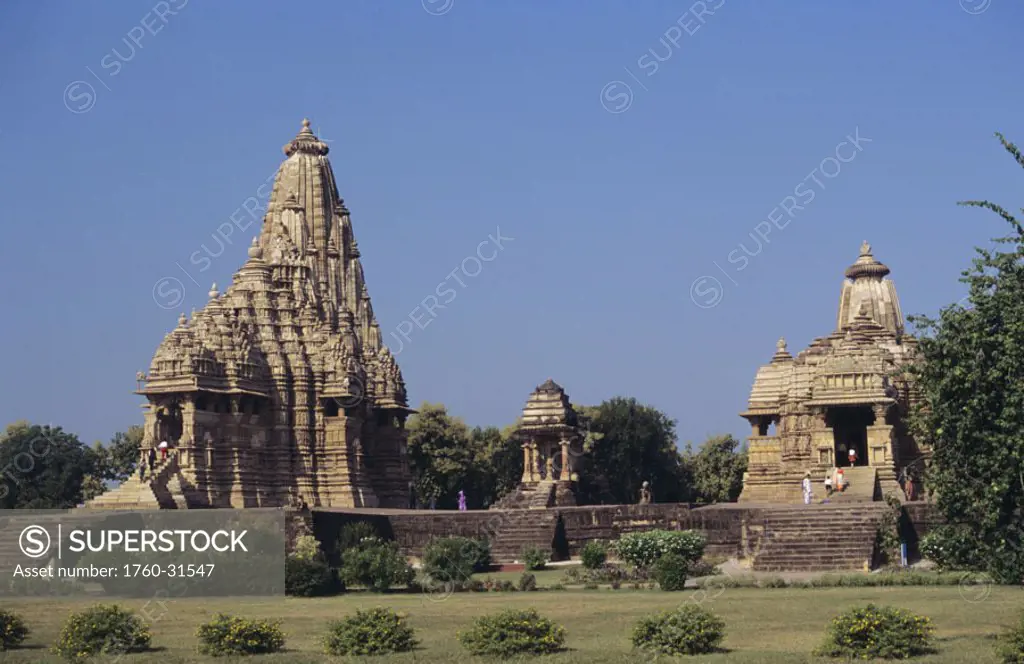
[817,604,934,659]
[323,607,417,656]
[0,610,29,651]
[196,614,284,657]
[632,604,725,655]
[53,604,150,661]
[458,608,566,657]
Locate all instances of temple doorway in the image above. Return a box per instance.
[828,406,872,467]
[156,404,183,445]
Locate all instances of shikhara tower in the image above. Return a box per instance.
[738,242,926,503]
[95,120,412,509]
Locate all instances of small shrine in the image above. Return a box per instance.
[493,379,584,509]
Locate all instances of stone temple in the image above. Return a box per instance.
[88,120,412,509]
[739,242,926,503]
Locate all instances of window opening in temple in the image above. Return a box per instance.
[827,406,871,467]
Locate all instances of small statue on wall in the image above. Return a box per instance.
[638,481,652,505]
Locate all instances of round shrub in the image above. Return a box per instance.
[196,614,285,657]
[54,604,151,660]
[285,555,340,597]
[614,530,706,569]
[464,537,492,572]
[422,537,482,589]
[653,552,688,591]
[339,540,414,591]
[458,608,566,658]
[816,604,933,660]
[522,545,549,571]
[580,541,608,569]
[632,604,725,656]
[0,610,29,651]
[291,534,323,562]
[323,607,417,656]
[996,611,1024,663]
[518,572,538,592]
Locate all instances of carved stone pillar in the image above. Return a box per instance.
[810,408,835,468]
[544,441,555,480]
[521,442,533,483]
[867,404,896,467]
[559,439,570,481]
[533,442,543,480]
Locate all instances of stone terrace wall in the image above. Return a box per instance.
[306,503,772,563]
[294,501,941,567]
[555,504,768,559]
[900,501,943,560]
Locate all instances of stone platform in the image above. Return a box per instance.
[302,501,939,572]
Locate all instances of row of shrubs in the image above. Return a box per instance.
[12,601,1021,661]
[286,523,556,597]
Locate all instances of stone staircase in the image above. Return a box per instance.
[491,482,556,510]
[751,503,888,572]
[828,466,879,503]
[83,452,185,510]
[488,509,560,563]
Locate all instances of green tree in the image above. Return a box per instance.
[908,132,1024,583]
[407,403,476,509]
[685,434,747,503]
[104,426,144,483]
[575,398,689,505]
[0,422,96,508]
[471,424,521,507]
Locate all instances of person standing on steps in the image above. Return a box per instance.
[147,447,156,476]
[158,439,169,461]
[802,472,813,505]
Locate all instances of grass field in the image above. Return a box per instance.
[0,585,1020,662]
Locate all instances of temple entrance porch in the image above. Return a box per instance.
[827,406,872,467]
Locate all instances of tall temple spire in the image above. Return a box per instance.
[836,241,904,335]
[129,119,411,510]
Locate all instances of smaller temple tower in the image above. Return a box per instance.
[738,242,925,503]
[493,379,583,509]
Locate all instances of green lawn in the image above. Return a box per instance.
[0,586,1020,662]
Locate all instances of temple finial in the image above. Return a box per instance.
[301,118,312,132]
[209,283,219,299]
[776,337,787,352]
[860,240,871,256]
[248,236,263,260]
[177,312,187,327]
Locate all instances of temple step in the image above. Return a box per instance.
[487,509,560,563]
[751,503,888,572]
[81,453,183,510]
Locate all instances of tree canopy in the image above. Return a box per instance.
[685,434,748,504]
[908,132,1024,582]
[575,397,690,504]
[0,422,96,508]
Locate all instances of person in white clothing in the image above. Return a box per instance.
[802,472,813,505]
[158,440,169,461]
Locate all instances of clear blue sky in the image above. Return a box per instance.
[1,0,1022,449]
